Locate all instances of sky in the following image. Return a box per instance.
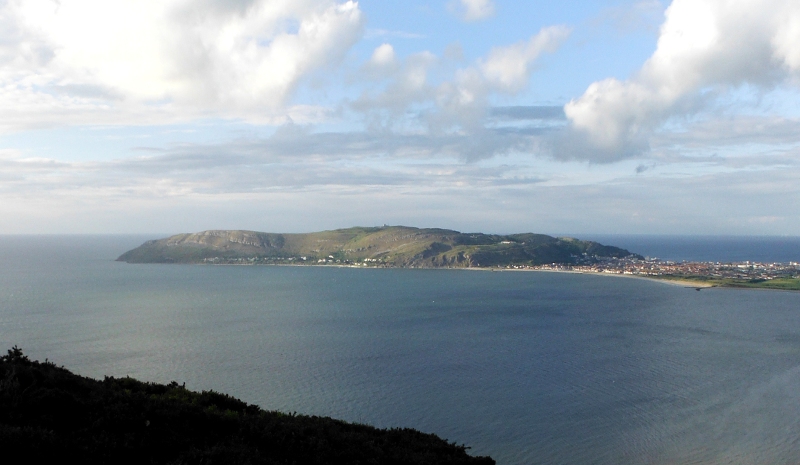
[1,0,800,235]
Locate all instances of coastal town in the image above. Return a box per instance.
[529,256,800,283]
[201,254,800,282]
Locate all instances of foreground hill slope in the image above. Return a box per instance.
[0,347,494,465]
[117,226,640,267]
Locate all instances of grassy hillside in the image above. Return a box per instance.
[117,226,640,267]
[659,275,800,291]
[0,347,494,465]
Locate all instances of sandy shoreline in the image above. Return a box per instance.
[222,262,717,288]
[489,267,716,288]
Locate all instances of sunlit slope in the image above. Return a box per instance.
[117,226,640,267]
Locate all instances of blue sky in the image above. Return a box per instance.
[1,0,799,235]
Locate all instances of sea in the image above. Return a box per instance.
[2,235,800,465]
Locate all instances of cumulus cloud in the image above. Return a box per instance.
[448,0,495,22]
[0,0,364,130]
[354,49,438,118]
[562,0,800,161]
[355,26,569,155]
[479,26,571,93]
[370,44,398,68]
[361,43,399,80]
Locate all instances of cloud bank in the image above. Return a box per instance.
[562,0,800,161]
[3,134,799,235]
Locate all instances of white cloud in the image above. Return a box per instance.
[362,43,399,79]
[0,0,364,130]
[449,0,495,22]
[354,50,438,117]
[563,0,800,161]
[479,26,571,93]
[355,26,569,145]
[370,44,398,68]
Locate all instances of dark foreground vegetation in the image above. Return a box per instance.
[0,347,494,465]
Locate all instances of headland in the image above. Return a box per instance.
[117,227,800,291]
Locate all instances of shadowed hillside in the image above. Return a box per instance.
[0,347,494,465]
[117,226,641,267]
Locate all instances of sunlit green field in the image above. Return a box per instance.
[659,275,800,291]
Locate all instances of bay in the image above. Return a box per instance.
[2,235,800,464]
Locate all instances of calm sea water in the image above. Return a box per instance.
[2,235,800,465]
